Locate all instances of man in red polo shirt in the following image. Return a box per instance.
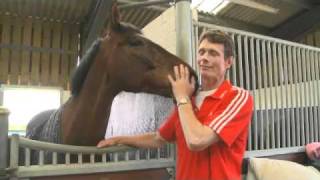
[97,30,253,180]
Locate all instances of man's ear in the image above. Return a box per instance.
[225,56,233,69]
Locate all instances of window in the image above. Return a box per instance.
[1,86,61,136]
[191,0,229,14]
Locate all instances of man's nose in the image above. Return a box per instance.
[197,56,209,65]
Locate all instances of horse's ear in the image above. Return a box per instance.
[110,2,121,31]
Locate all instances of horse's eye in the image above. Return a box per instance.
[128,39,143,47]
[140,57,155,70]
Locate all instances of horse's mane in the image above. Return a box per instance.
[70,22,142,96]
[71,39,102,96]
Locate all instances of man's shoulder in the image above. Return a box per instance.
[224,86,253,104]
[230,85,251,94]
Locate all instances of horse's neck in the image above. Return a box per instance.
[62,59,119,146]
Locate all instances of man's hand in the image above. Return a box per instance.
[97,137,119,148]
[306,142,320,160]
[168,64,196,101]
[97,133,165,149]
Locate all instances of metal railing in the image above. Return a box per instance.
[0,107,175,179]
[8,135,175,178]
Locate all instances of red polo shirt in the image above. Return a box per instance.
[159,80,253,180]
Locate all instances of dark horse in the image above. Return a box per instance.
[26,4,198,147]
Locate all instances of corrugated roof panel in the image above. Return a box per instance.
[120,7,163,28]
[0,0,311,30]
[140,9,156,27]
[135,11,148,27]
[216,0,305,28]
[251,2,303,27]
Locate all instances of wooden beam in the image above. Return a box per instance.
[83,0,114,52]
[279,0,313,9]
[228,0,279,14]
[119,0,172,10]
[118,0,167,11]
[270,5,320,41]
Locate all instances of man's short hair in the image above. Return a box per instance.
[199,30,235,59]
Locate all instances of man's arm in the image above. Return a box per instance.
[177,103,220,151]
[97,132,167,148]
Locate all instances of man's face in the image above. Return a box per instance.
[197,39,233,82]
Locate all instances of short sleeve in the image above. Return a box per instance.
[158,108,178,142]
[205,89,253,146]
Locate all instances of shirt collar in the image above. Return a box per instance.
[208,80,232,99]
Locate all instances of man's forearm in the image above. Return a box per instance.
[178,103,218,150]
[117,132,165,149]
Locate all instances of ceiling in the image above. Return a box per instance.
[0,0,320,42]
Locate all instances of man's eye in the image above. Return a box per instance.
[198,50,204,55]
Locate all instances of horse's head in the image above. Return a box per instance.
[99,4,199,97]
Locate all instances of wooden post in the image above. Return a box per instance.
[0,107,9,178]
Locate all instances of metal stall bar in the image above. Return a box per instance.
[277,43,286,147]
[306,49,314,143]
[293,47,301,146]
[65,153,70,165]
[10,135,19,172]
[310,50,317,142]
[272,42,280,148]
[282,44,291,147]
[262,41,275,148]
[237,35,244,88]
[317,52,320,140]
[275,43,285,147]
[256,39,265,150]
[192,24,200,72]
[297,48,304,146]
[262,40,268,150]
[301,48,308,145]
[53,152,58,165]
[314,52,320,141]
[25,148,31,167]
[231,34,238,86]
[267,41,276,149]
[243,35,252,150]
[38,151,44,166]
[303,49,310,144]
[289,46,297,146]
[287,46,295,147]
[192,23,201,77]
[251,37,258,150]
